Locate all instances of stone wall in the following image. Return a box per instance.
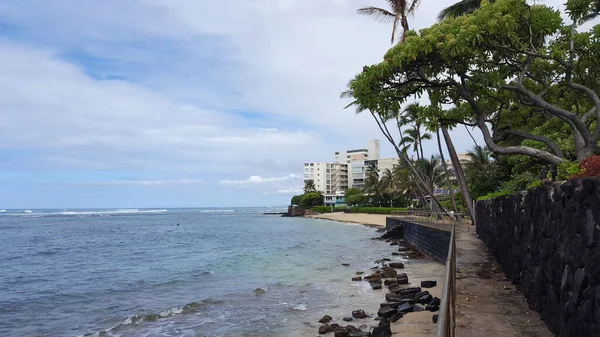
[476,178,600,336]
[385,217,451,264]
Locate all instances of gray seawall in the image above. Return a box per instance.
[385,217,451,264]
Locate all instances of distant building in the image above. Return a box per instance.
[335,140,380,164]
[324,192,346,207]
[303,139,396,194]
[444,153,472,177]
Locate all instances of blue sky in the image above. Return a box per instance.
[0,0,565,208]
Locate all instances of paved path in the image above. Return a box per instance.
[454,226,554,337]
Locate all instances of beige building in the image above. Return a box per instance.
[335,139,381,164]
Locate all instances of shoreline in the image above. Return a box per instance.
[304,212,444,336]
[307,213,388,228]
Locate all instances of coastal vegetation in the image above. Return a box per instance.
[343,0,600,219]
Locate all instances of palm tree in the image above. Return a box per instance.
[437,0,490,21]
[340,88,449,214]
[303,180,316,193]
[464,145,493,174]
[414,156,446,192]
[398,103,431,161]
[436,128,459,215]
[357,0,422,43]
[364,165,386,206]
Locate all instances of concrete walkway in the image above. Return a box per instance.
[454,226,553,337]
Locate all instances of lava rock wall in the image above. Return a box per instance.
[476,178,600,336]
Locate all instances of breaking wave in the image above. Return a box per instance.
[79,299,223,337]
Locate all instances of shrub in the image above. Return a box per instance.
[478,190,515,201]
[575,155,600,178]
[291,195,303,205]
[300,192,324,207]
[312,205,347,213]
[347,207,409,214]
[557,161,582,180]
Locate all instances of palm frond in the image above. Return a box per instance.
[357,6,396,23]
[437,0,483,21]
[408,0,421,14]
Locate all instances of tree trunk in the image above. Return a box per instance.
[370,112,450,215]
[442,126,475,224]
[418,127,425,161]
[437,129,459,216]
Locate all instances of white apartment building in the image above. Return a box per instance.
[335,140,381,164]
[350,157,398,189]
[303,162,349,194]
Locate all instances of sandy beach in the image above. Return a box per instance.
[308,212,388,227]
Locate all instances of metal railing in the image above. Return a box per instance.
[436,225,456,337]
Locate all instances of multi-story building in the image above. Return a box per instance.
[303,162,349,194]
[350,157,398,189]
[444,153,472,178]
[335,140,381,164]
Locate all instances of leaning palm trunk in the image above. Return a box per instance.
[441,126,475,223]
[370,111,450,216]
[437,129,459,216]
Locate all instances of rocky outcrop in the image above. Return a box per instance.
[476,178,600,337]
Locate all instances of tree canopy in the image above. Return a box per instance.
[348,0,600,166]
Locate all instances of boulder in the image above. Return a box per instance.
[392,252,401,256]
[352,276,362,281]
[426,304,440,312]
[370,282,383,290]
[364,273,382,281]
[390,241,399,246]
[432,314,439,323]
[318,324,333,334]
[397,303,413,313]
[430,297,441,306]
[396,273,409,284]
[319,315,333,324]
[389,262,405,269]
[371,327,392,337]
[389,312,404,322]
[342,263,350,267]
[385,293,399,301]
[381,266,397,278]
[346,325,359,333]
[377,306,398,318]
[343,317,353,322]
[412,305,425,312]
[352,310,367,319]
[383,278,397,286]
[334,328,349,337]
[421,280,437,288]
[397,287,422,297]
[356,271,364,275]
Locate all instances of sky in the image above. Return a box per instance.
[0,0,567,209]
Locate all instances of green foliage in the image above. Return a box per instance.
[311,205,348,213]
[291,195,303,206]
[299,192,324,207]
[347,207,409,214]
[478,190,515,200]
[303,180,316,193]
[344,188,363,199]
[346,193,369,207]
[557,161,582,180]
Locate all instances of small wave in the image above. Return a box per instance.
[23,210,32,213]
[0,209,5,212]
[79,299,223,337]
[293,304,307,311]
[198,209,235,213]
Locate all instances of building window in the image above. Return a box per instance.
[310,163,314,166]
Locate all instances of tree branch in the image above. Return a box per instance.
[502,129,564,158]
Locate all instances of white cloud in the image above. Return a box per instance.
[60,179,203,186]
[273,187,304,195]
[220,174,300,187]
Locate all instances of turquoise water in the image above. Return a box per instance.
[0,208,396,337]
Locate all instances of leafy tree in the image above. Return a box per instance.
[357,0,422,43]
[463,145,504,199]
[344,188,363,199]
[348,0,600,167]
[300,192,324,207]
[303,180,316,193]
[291,195,303,206]
[346,193,369,206]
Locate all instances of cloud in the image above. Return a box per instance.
[273,187,304,195]
[220,174,300,187]
[59,178,203,187]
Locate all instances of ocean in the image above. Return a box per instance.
[0,208,400,337]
